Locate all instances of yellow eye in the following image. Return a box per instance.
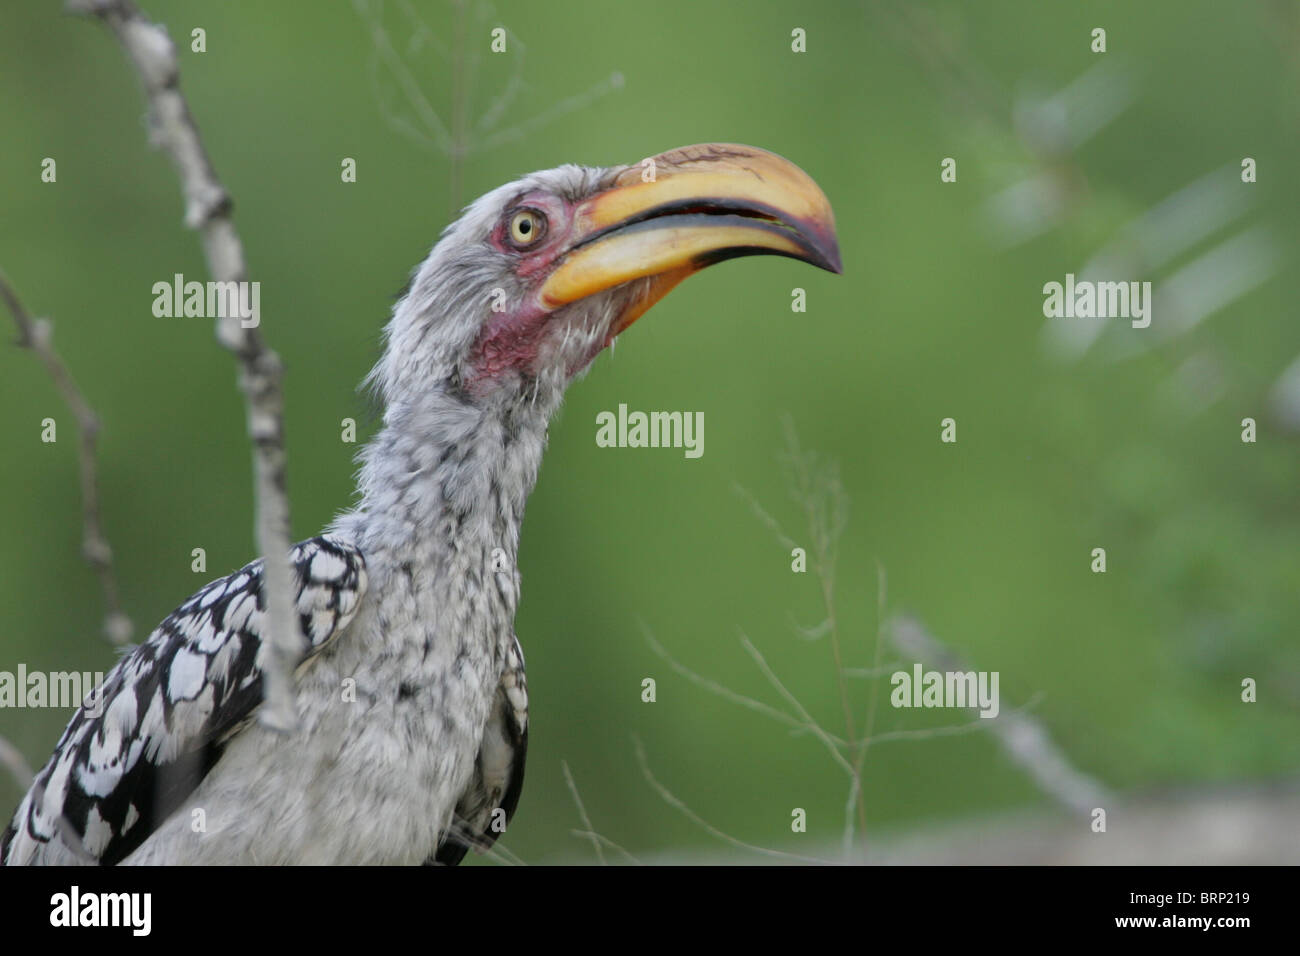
[508,208,546,247]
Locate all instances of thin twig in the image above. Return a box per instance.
[447,0,468,215]
[843,663,902,678]
[642,624,843,745]
[561,760,606,865]
[477,839,526,867]
[353,0,453,152]
[74,0,301,732]
[737,634,856,779]
[473,28,526,134]
[847,562,890,848]
[634,738,835,865]
[567,829,642,865]
[787,614,832,642]
[393,0,448,59]
[732,482,800,554]
[472,70,624,154]
[0,270,132,645]
[439,815,526,866]
[776,418,863,842]
[867,692,1045,743]
[737,425,866,850]
[354,0,622,219]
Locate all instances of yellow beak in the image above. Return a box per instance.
[538,143,841,334]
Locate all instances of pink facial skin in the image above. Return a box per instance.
[467,190,595,391]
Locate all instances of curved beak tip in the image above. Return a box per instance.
[540,142,842,310]
[806,225,843,275]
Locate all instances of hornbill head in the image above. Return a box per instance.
[376,143,840,409]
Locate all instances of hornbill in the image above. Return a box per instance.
[1,143,840,865]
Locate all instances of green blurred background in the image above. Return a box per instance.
[1,0,1297,862]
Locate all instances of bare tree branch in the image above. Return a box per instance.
[72,0,301,731]
[0,270,132,645]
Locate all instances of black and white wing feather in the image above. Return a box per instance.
[0,536,366,866]
[432,633,528,865]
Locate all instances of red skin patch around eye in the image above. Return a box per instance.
[469,192,578,390]
[487,191,573,272]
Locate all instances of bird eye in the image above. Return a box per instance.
[507,208,546,248]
